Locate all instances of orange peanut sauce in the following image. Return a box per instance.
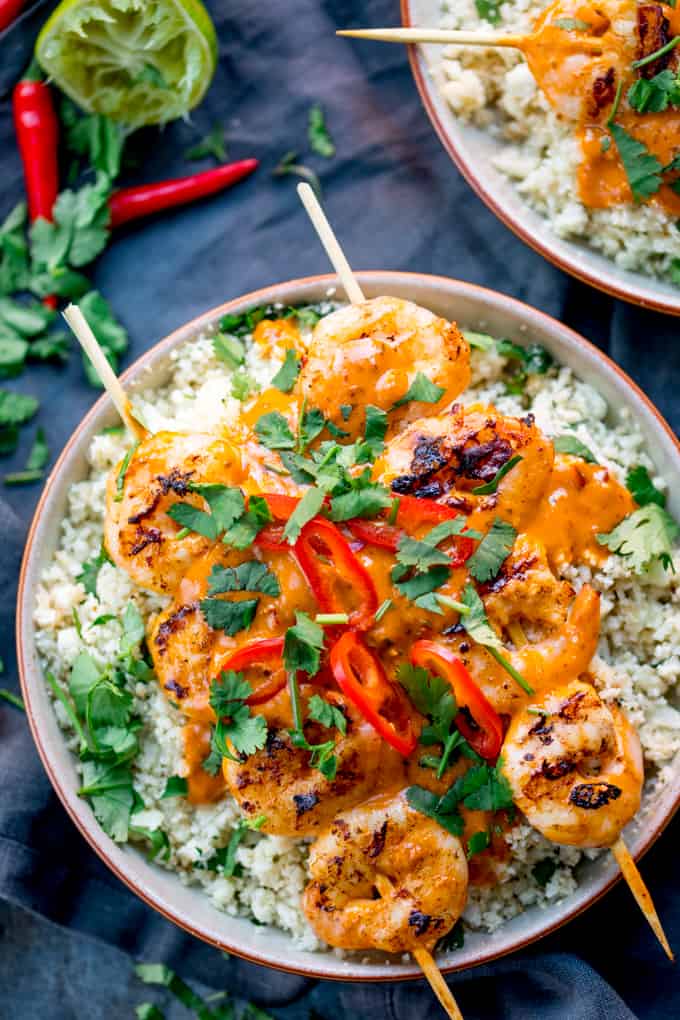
[147,319,634,892]
[522,0,680,213]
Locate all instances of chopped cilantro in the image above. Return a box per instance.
[436,919,465,952]
[608,123,664,201]
[231,370,259,401]
[462,329,495,352]
[392,371,445,408]
[308,103,335,157]
[207,560,280,597]
[271,348,301,392]
[184,123,227,162]
[212,331,245,368]
[597,504,678,572]
[208,671,268,760]
[460,583,534,695]
[223,494,272,549]
[166,502,218,540]
[467,830,491,858]
[532,856,558,887]
[200,597,259,636]
[628,69,680,114]
[255,410,296,450]
[114,441,139,503]
[283,487,325,543]
[283,611,325,676]
[472,454,522,495]
[219,814,267,877]
[398,662,456,747]
[189,483,246,532]
[273,151,321,198]
[626,465,666,508]
[308,693,347,734]
[77,545,112,595]
[393,563,451,601]
[160,776,188,799]
[406,785,464,836]
[474,0,502,24]
[328,483,392,521]
[374,598,393,622]
[553,435,597,463]
[364,404,388,456]
[466,518,517,583]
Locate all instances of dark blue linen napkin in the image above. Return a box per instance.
[0,1,678,1017]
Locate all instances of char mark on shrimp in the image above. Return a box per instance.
[367,821,388,859]
[155,602,198,652]
[569,782,623,809]
[589,66,616,118]
[130,526,163,555]
[164,678,188,699]
[541,758,575,780]
[294,792,320,817]
[637,4,673,77]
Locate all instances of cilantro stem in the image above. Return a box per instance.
[387,497,400,525]
[436,594,471,615]
[436,730,461,779]
[45,670,90,751]
[631,34,680,69]
[288,671,303,733]
[175,527,190,540]
[607,79,624,126]
[0,688,25,711]
[487,647,534,696]
[374,598,393,623]
[315,613,349,625]
[115,441,139,502]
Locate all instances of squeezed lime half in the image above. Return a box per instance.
[36,0,218,127]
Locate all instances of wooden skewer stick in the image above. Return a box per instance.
[296,183,366,304]
[374,874,464,1020]
[509,623,673,960]
[63,303,147,440]
[337,26,602,54]
[338,27,526,48]
[610,837,674,962]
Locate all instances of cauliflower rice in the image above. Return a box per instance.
[432,0,679,280]
[33,306,680,953]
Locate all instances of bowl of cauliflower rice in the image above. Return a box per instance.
[17,272,680,981]
[403,0,680,315]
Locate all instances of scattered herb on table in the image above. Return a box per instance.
[184,122,228,162]
[308,103,335,157]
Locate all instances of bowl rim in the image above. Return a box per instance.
[16,271,680,981]
[400,0,680,318]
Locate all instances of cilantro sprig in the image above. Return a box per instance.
[208,671,268,762]
[466,518,516,583]
[406,758,514,836]
[460,584,534,695]
[597,503,678,572]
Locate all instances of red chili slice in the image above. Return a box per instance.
[330,631,417,756]
[346,495,476,567]
[216,637,286,705]
[295,518,378,630]
[410,640,503,760]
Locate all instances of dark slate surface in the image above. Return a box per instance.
[0,1,678,1017]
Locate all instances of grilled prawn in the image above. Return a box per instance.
[303,792,468,952]
[375,403,554,530]
[501,679,643,847]
[296,296,470,440]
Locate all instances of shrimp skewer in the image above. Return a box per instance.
[298,183,467,1020]
[502,679,673,959]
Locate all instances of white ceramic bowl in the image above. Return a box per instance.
[17,273,680,981]
[403,0,680,317]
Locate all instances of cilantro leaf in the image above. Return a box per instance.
[362,404,388,458]
[283,487,325,543]
[406,785,464,836]
[273,150,322,198]
[627,69,680,114]
[397,663,456,744]
[298,406,326,451]
[328,484,392,521]
[308,103,335,157]
[393,564,451,601]
[208,671,268,760]
[597,504,678,572]
[78,760,134,842]
[459,583,502,649]
[626,465,666,508]
[474,0,502,24]
[283,611,325,676]
[308,694,347,734]
[189,483,245,532]
[161,775,188,798]
[467,518,517,583]
[212,331,245,368]
[271,348,301,392]
[120,601,145,656]
[223,494,272,549]
[255,410,296,450]
[209,670,253,715]
[393,372,445,408]
[532,856,558,887]
[553,435,597,463]
[0,389,38,426]
[207,560,280,597]
[467,830,491,858]
[77,545,112,596]
[608,123,664,201]
[471,454,522,495]
[396,534,451,571]
[167,502,218,540]
[462,329,495,352]
[78,290,128,386]
[217,814,267,877]
[460,760,514,812]
[184,123,227,162]
[200,597,259,635]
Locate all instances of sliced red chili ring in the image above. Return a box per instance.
[330,631,417,756]
[410,640,503,760]
[216,637,286,706]
[295,518,378,630]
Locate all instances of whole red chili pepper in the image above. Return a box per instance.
[108,159,259,228]
[13,60,59,308]
[0,0,26,32]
